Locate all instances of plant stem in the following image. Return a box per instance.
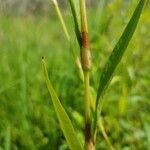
[79,0,95,149]
[84,72,90,123]
[84,72,95,150]
[98,117,114,150]
[80,0,88,32]
[51,0,84,81]
[51,0,70,40]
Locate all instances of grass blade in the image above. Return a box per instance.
[68,0,81,47]
[42,58,83,150]
[93,0,146,135]
[51,0,83,81]
[51,0,70,40]
[98,117,114,150]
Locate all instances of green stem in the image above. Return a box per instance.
[98,117,114,150]
[51,0,70,40]
[79,0,94,149]
[51,0,84,81]
[84,72,90,124]
[84,72,95,150]
[80,0,88,32]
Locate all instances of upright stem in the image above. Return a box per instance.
[80,0,88,33]
[52,0,84,80]
[84,72,95,150]
[51,0,70,40]
[84,72,90,125]
[80,0,95,149]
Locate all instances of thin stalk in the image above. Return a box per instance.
[84,72,94,150]
[51,0,84,80]
[84,72,90,125]
[98,117,114,150]
[80,0,88,32]
[51,0,70,40]
[68,0,81,47]
[79,0,94,149]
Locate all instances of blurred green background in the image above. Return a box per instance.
[0,0,150,149]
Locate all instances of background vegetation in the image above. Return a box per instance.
[0,0,150,149]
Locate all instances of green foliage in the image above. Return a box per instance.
[42,59,83,150]
[93,0,147,135]
[68,0,81,47]
[0,0,149,149]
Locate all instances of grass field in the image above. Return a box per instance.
[0,1,150,149]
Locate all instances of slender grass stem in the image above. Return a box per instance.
[84,72,94,150]
[51,0,84,80]
[51,0,70,40]
[79,0,94,149]
[98,117,114,150]
[80,0,88,32]
[68,0,81,47]
[84,72,90,123]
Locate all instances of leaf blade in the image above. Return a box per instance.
[42,59,83,150]
[68,0,81,47]
[94,0,146,134]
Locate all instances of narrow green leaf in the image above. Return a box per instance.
[93,0,146,134]
[68,0,81,47]
[42,59,83,150]
[98,117,114,150]
[51,0,70,40]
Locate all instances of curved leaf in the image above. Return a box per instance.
[93,0,146,134]
[42,59,83,150]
